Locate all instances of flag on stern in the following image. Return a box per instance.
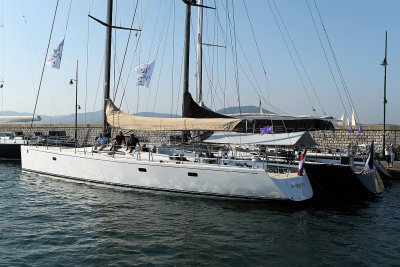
[297,148,307,176]
[135,61,155,88]
[46,39,64,69]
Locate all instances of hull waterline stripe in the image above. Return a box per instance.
[22,168,290,201]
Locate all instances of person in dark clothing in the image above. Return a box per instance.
[126,133,140,153]
[109,131,126,154]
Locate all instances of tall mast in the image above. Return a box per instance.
[196,0,203,105]
[182,1,192,118]
[103,0,113,136]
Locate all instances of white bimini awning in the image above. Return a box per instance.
[204,131,318,147]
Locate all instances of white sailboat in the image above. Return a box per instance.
[21,0,313,201]
[351,108,357,127]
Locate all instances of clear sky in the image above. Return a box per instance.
[0,0,399,125]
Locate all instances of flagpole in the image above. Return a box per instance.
[381,31,388,159]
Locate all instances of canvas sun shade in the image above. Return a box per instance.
[106,101,241,131]
[203,131,318,147]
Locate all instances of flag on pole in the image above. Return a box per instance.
[135,61,155,88]
[297,148,307,176]
[349,125,354,133]
[358,125,363,133]
[46,39,64,69]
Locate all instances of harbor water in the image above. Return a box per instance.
[1,160,399,266]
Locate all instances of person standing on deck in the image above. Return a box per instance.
[385,145,391,168]
[390,145,396,167]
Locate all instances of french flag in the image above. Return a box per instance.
[298,148,307,176]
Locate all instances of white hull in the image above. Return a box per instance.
[20,145,313,201]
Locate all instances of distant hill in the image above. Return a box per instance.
[1,105,268,124]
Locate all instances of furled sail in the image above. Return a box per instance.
[106,100,240,131]
[183,92,334,132]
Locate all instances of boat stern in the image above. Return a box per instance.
[270,173,313,201]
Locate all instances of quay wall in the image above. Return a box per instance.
[1,123,399,152]
[309,125,400,152]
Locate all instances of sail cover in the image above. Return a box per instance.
[106,101,240,131]
[204,131,318,147]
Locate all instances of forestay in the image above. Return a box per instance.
[204,131,318,147]
[106,100,241,131]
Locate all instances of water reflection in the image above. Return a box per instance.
[1,164,399,265]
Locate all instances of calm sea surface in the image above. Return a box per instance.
[1,160,400,266]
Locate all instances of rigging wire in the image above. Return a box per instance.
[115,0,151,112]
[18,0,60,116]
[272,0,326,116]
[151,6,173,114]
[265,0,317,116]
[146,1,173,114]
[215,2,266,110]
[0,0,3,115]
[170,0,175,117]
[112,0,139,102]
[90,55,105,124]
[313,0,360,123]
[305,0,349,120]
[224,0,227,113]
[136,1,142,115]
[242,0,272,107]
[229,0,242,115]
[30,0,60,128]
[63,0,73,40]
[175,53,184,116]
[84,0,91,124]
[214,2,286,115]
[143,0,166,114]
[112,0,118,98]
[213,0,218,111]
